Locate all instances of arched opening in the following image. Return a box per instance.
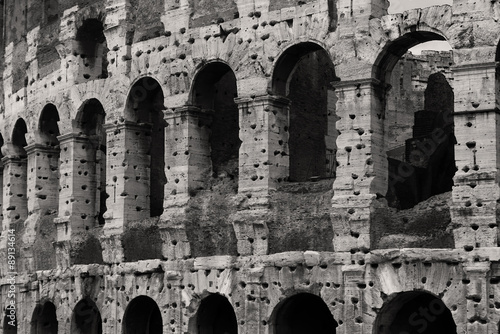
[8,119,29,222]
[123,296,162,334]
[126,77,166,218]
[75,18,108,80]
[272,293,337,334]
[39,104,60,147]
[375,32,456,210]
[272,42,338,182]
[71,299,102,334]
[374,291,456,334]
[12,119,28,156]
[31,302,58,334]
[3,311,16,334]
[191,62,240,185]
[37,104,61,210]
[75,99,107,226]
[193,294,237,334]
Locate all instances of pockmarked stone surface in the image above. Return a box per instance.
[0,0,500,333]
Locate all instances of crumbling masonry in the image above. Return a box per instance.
[2,0,500,333]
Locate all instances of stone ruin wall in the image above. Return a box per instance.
[1,0,500,333]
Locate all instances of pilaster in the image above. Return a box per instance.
[451,62,500,249]
[331,78,386,252]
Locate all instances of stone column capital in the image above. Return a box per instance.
[57,132,91,144]
[464,262,491,275]
[164,105,214,121]
[24,143,60,155]
[331,77,388,91]
[103,121,152,133]
[235,94,291,107]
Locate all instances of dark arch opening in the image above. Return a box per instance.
[373,31,447,84]
[123,296,162,334]
[76,99,107,225]
[126,77,166,217]
[75,18,108,80]
[375,291,456,334]
[9,119,29,222]
[273,293,337,334]
[71,299,102,334]
[191,62,240,185]
[39,104,60,147]
[272,43,338,182]
[31,302,58,334]
[375,33,456,209]
[12,119,28,157]
[195,294,237,334]
[3,311,16,334]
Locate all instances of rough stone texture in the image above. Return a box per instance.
[1,0,500,333]
[371,192,455,249]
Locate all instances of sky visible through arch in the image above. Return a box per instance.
[389,0,453,54]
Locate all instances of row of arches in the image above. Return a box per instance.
[4,31,468,230]
[4,291,457,333]
[0,42,340,230]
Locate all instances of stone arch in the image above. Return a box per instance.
[269,292,337,334]
[72,98,107,226]
[31,301,58,334]
[125,75,166,122]
[271,41,338,181]
[374,291,457,334]
[71,298,102,334]
[29,104,61,265]
[4,118,29,223]
[124,76,167,218]
[38,104,60,146]
[123,296,162,334]
[373,31,448,85]
[190,61,241,183]
[11,118,28,157]
[65,78,125,131]
[75,17,108,81]
[188,293,238,334]
[373,31,456,209]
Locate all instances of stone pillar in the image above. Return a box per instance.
[55,134,97,237]
[342,265,365,334]
[104,0,134,75]
[2,156,28,227]
[451,62,499,249]
[163,106,212,213]
[54,133,99,266]
[229,95,290,256]
[331,78,386,252]
[102,121,151,263]
[236,95,290,193]
[160,106,212,260]
[25,144,59,213]
[463,263,489,333]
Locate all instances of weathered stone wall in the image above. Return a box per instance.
[1,0,500,333]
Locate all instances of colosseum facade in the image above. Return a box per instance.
[1,0,500,333]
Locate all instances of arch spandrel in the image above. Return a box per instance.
[60,78,128,132]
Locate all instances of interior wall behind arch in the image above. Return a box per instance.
[288,49,337,182]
